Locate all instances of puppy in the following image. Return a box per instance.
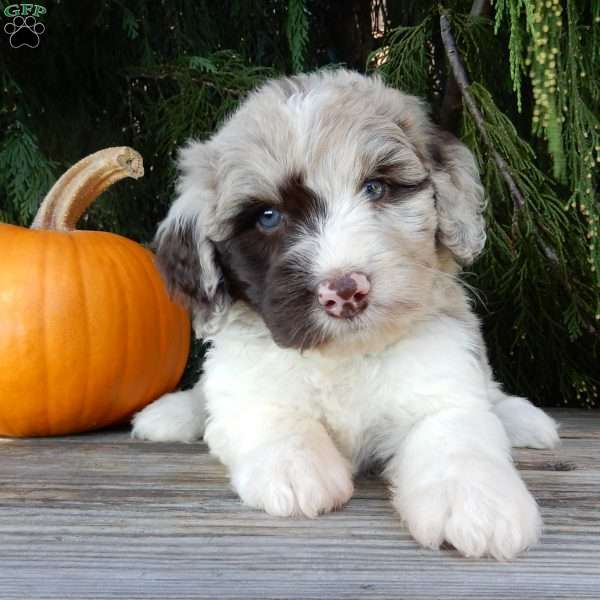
[133,70,559,559]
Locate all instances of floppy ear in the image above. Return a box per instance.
[428,130,486,265]
[154,141,230,336]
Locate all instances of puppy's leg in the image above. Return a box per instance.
[491,389,560,449]
[386,408,541,560]
[206,417,353,518]
[131,383,206,442]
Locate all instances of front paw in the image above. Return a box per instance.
[395,459,542,560]
[131,390,205,442]
[493,396,560,449]
[231,435,354,518]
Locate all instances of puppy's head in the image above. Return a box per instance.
[156,70,485,351]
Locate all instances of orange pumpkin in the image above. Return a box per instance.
[0,147,190,437]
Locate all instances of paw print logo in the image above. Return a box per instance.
[4,15,45,48]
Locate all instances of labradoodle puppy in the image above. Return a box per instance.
[133,69,559,560]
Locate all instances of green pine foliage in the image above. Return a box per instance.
[0,0,597,405]
[0,120,56,224]
[373,17,432,98]
[287,0,310,72]
[465,83,597,407]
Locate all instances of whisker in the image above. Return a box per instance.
[414,263,488,310]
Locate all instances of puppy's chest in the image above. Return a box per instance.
[302,353,408,455]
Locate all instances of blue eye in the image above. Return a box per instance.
[257,207,282,229]
[362,179,387,201]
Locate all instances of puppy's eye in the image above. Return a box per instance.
[362,179,387,201]
[257,207,283,230]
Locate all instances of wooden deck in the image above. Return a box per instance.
[1,409,599,599]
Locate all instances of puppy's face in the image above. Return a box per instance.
[156,70,485,352]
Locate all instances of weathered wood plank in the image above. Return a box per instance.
[0,409,599,599]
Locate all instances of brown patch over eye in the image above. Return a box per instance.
[212,172,327,349]
[230,173,326,236]
[278,172,327,222]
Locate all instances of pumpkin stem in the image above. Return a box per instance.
[31,147,144,231]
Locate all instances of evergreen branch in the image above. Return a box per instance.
[439,0,491,133]
[371,18,432,97]
[440,12,563,267]
[439,11,525,215]
[287,0,309,73]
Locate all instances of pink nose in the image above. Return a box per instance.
[317,272,370,318]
